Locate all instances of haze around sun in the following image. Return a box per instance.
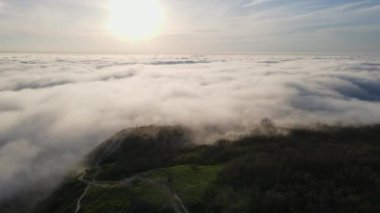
[106,0,165,41]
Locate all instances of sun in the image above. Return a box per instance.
[106,0,165,40]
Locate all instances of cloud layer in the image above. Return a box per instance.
[0,54,380,202]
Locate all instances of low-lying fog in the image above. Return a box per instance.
[0,54,380,203]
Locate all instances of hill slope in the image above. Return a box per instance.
[36,125,380,213]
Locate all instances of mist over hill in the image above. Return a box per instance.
[0,54,380,211]
[34,124,380,213]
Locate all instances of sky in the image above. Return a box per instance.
[0,0,379,53]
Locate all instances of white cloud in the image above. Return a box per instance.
[0,139,40,181]
[0,54,380,204]
[243,0,271,8]
[0,0,4,11]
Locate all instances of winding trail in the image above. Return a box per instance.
[73,130,189,213]
[74,132,125,213]
[77,171,190,213]
[172,192,190,213]
[74,184,90,213]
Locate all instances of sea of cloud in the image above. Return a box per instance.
[0,53,380,203]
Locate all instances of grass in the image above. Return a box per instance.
[76,164,224,212]
[82,186,134,213]
[131,181,171,206]
[163,164,224,204]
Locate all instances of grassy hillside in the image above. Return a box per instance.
[35,124,380,213]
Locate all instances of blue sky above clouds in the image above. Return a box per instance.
[0,0,379,53]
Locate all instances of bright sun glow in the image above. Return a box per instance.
[106,0,165,40]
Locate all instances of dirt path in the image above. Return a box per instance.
[172,192,190,213]
[74,134,124,213]
[76,168,190,213]
[133,173,190,213]
[74,184,90,213]
[73,131,189,213]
